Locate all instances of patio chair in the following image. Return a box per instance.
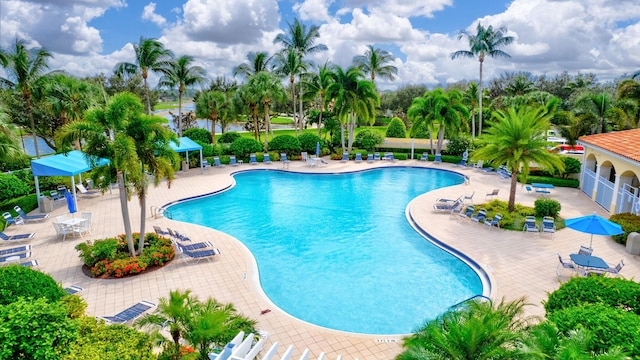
[19,260,39,267]
[50,190,63,201]
[229,155,239,166]
[0,231,35,243]
[523,216,539,233]
[249,153,258,165]
[56,214,70,223]
[484,213,503,229]
[0,251,31,263]
[473,160,484,170]
[263,153,272,164]
[578,245,593,256]
[174,240,214,251]
[75,218,92,237]
[64,285,84,295]
[99,300,156,324]
[384,152,396,162]
[470,209,487,224]
[153,226,170,236]
[280,153,290,168]
[485,189,499,200]
[355,153,363,163]
[542,216,556,235]
[14,206,50,222]
[57,185,68,194]
[458,205,475,220]
[556,253,583,277]
[0,245,31,256]
[52,222,75,241]
[420,152,428,161]
[433,199,463,213]
[435,195,463,205]
[213,156,224,167]
[340,152,349,162]
[76,183,100,196]
[374,152,381,161]
[301,152,308,161]
[3,212,24,226]
[202,159,211,168]
[463,191,475,204]
[434,153,442,163]
[603,260,624,276]
[170,229,190,241]
[525,185,532,193]
[367,153,374,163]
[176,243,221,264]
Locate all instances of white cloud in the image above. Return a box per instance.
[343,0,453,18]
[142,2,167,26]
[293,0,334,22]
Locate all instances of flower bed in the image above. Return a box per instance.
[76,232,175,278]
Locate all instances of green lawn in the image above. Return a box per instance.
[153,102,180,110]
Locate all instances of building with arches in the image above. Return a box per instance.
[578,129,640,214]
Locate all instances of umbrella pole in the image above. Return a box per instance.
[589,234,594,249]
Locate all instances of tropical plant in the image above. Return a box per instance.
[573,91,617,134]
[386,117,406,138]
[114,37,173,115]
[408,94,436,154]
[451,23,514,136]
[352,44,398,87]
[273,48,308,133]
[398,297,529,360]
[0,265,66,305]
[472,106,564,212]
[233,52,273,80]
[303,61,334,137]
[0,107,21,162]
[183,127,212,144]
[617,79,640,128]
[195,90,226,144]
[157,55,207,136]
[246,71,286,148]
[0,39,53,158]
[43,74,101,126]
[462,82,481,139]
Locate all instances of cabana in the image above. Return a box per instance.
[169,137,204,174]
[31,150,110,212]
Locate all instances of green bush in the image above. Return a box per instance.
[61,294,88,319]
[0,153,30,172]
[184,127,212,144]
[66,316,156,360]
[548,302,640,357]
[520,175,580,188]
[218,132,241,144]
[445,136,471,155]
[298,133,322,153]
[609,213,640,245]
[354,129,384,151]
[0,173,30,202]
[0,298,78,359]
[385,117,406,138]
[0,265,66,305]
[412,122,430,139]
[194,140,214,157]
[76,238,119,267]
[534,198,561,218]
[544,276,640,316]
[229,137,263,158]
[268,135,301,157]
[560,157,581,179]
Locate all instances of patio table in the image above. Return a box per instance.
[570,253,609,270]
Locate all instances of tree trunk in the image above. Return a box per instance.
[429,128,434,155]
[478,58,484,136]
[340,123,345,152]
[508,169,518,212]
[347,112,355,152]
[25,93,40,158]
[251,104,259,141]
[178,88,183,136]
[211,111,218,144]
[299,80,304,131]
[436,126,445,154]
[291,77,297,134]
[138,165,147,255]
[264,101,270,148]
[143,75,151,115]
[118,171,136,257]
[471,107,476,140]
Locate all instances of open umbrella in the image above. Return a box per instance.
[64,191,77,216]
[564,213,623,248]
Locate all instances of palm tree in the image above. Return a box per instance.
[195,90,227,144]
[114,37,173,115]
[273,48,308,133]
[428,88,469,156]
[247,71,286,149]
[408,94,436,155]
[274,18,328,132]
[451,23,514,136]
[398,298,529,360]
[0,39,53,158]
[234,84,261,140]
[157,55,207,136]
[352,44,398,87]
[462,82,480,139]
[233,52,273,80]
[472,106,564,212]
[0,106,22,161]
[43,74,101,125]
[303,62,334,137]
[616,79,640,128]
[326,66,379,152]
[573,91,616,133]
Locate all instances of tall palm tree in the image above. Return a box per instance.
[234,84,261,140]
[114,37,173,115]
[303,62,334,137]
[247,71,286,149]
[398,298,529,360]
[273,48,308,133]
[195,90,227,144]
[451,23,514,136]
[472,106,564,212]
[352,44,398,87]
[408,94,436,155]
[0,39,53,158]
[573,91,616,134]
[616,79,640,128]
[427,88,469,155]
[463,82,480,139]
[233,52,273,80]
[274,18,328,131]
[157,55,207,136]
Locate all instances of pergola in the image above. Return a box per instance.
[169,137,204,174]
[31,150,110,212]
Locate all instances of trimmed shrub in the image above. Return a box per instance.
[298,133,322,153]
[385,117,406,138]
[560,157,581,179]
[609,212,640,245]
[411,122,430,139]
[544,276,640,316]
[0,265,66,305]
[218,132,241,144]
[548,302,640,357]
[229,137,262,158]
[446,136,471,155]
[184,127,212,144]
[520,175,580,188]
[354,129,384,151]
[268,135,301,156]
[194,140,214,157]
[0,173,30,202]
[534,198,561,218]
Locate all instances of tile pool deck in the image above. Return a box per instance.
[3,159,639,359]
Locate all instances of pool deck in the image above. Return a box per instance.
[4,158,639,359]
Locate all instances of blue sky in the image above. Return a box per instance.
[1,0,640,90]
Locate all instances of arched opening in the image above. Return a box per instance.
[595,161,616,210]
[616,170,640,214]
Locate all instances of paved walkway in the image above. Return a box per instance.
[3,159,639,359]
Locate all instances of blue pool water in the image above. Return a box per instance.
[167,168,484,334]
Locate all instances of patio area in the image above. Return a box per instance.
[2,158,639,359]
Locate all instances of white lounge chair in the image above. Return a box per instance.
[522,216,539,233]
[259,342,278,360]
[76,183,100,196]
[13,206,50,222]
[229,333,254,359]
[484,213,503,229]
[542,216,556,236]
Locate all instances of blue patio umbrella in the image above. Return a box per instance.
[65,191,77,215]
[565,213,624,248]
[316,141,320,157]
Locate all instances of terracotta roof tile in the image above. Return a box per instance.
[579,128,640,162]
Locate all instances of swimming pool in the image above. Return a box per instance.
[167,167,484,334]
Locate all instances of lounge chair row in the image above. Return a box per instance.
[0,244,39,267]
[99,300,156,324]
[153,226,222,263]
[457,206,503,229]
[523,216,556,235]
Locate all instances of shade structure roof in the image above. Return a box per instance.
[31,150,110,177]
[169,137,202,153]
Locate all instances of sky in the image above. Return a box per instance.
[1,0,640,91]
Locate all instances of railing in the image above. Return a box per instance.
[596,177,614,210]
[449,294,492,310]
[582,168,596,198]
[150,206,165,219]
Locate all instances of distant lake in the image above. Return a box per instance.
[21,135,55,157]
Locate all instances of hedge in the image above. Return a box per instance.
[609,212,640,245]
[519,175,580,188]
[0,265,66,305]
